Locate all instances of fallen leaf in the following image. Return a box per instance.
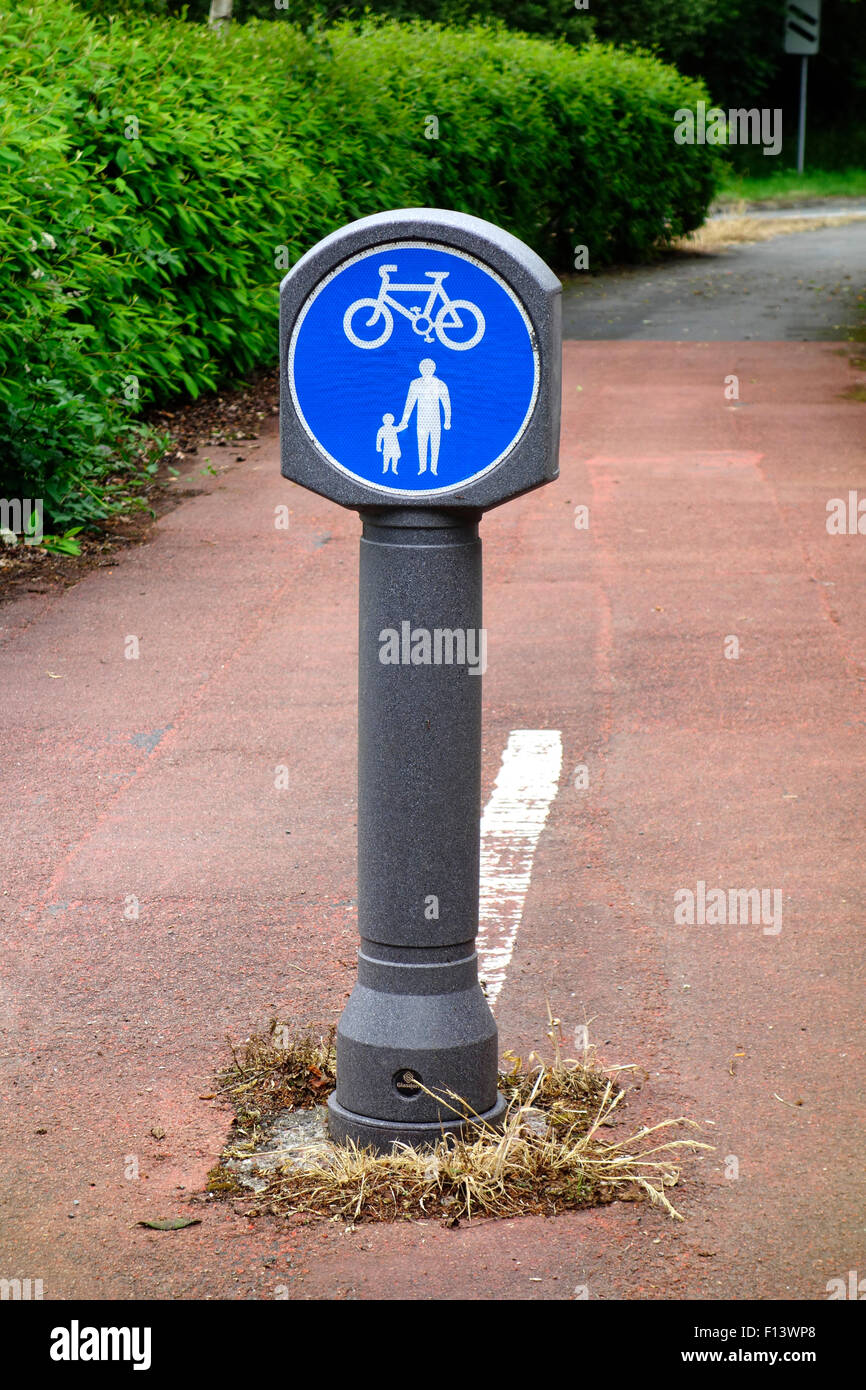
[136,1217,200,1230]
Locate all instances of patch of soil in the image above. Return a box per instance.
[146,368,279,455]
[0,370,280,607]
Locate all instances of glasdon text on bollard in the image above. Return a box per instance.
[280,208,561,1151]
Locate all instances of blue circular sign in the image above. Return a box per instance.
[289,242,539,498]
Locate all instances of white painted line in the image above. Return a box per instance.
[477,730,563,1010]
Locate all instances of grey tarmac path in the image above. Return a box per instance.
[562,220,866,342]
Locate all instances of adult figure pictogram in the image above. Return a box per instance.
[397,358,452,475]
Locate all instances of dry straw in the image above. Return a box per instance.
[210,1008,712,1225]
[675,209,866,252]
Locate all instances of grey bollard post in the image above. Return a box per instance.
[280,208,561,1151]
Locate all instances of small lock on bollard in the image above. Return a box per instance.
[280,207,561,1151]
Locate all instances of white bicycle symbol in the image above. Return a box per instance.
[343,265,485,351]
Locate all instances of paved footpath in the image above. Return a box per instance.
[1,235,865,1300]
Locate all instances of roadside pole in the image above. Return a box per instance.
[784,0,821,175]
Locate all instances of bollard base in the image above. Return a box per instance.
[327,1091,508,1154]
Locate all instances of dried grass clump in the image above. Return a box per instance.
[209,1012,711,1226]
[674,211,866,252]
[216,1022,336,1148]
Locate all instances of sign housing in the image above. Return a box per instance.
[281,208,561,513]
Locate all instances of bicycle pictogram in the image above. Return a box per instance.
[343,264,486,351]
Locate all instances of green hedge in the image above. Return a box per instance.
[0,2,720,527]
[72,0,795,114]
[73,0,866,136]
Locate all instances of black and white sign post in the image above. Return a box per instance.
[784,0,822,175]
[280,209,561,1151]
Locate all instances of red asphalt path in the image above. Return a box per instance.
[1,340,864,1300]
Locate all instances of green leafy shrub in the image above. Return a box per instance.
[0,6,340,522]
[336,21,719,267]
[0,2,720,527]
[0,56,147,526]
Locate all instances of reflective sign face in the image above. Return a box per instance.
[288,242,540,498]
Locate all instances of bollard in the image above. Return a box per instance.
[280,208,561,1151]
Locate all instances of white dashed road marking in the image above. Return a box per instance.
[477,730,563,1009]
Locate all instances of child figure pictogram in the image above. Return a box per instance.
[376,412,403,475]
